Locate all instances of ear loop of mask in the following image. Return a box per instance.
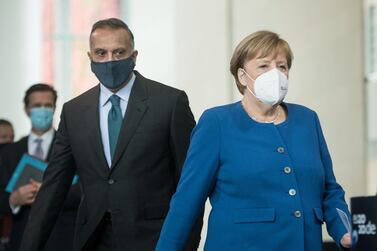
[241,69,258,99]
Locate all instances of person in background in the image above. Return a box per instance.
[0,119,14,250]
[20,18,202,251]
[0,84,81,251]
[0,119,14,147]
[156,30,352,251]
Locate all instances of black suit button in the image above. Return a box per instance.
[108,179,115,185]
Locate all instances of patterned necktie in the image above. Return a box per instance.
[33,138,44,160]
[108,95,122,159]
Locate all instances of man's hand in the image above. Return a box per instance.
[30,178,42,194]
[340,233,352,248]
[9,183,39,206]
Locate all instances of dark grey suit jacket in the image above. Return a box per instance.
[20,72,202,251]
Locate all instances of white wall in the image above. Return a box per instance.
[126,0,232,119]
[175,0,232,119]
[0,0,42,139]
[124,0,177,92]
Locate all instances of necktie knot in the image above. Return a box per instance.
[109,95,121,108]
[34,138,42,144]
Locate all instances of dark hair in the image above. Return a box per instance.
[91,18,135,48]
[23,83,57,107]
[0,119,12,127]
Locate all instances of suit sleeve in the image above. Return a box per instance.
[314,113,350,250]
[157,109,221,251]
[169,91,196,185]
[20,104,77,251]
[61,182,81,210]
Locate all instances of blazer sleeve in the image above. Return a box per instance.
[20,104,77,251]
[314,113,350,249]
[157,109,221,251]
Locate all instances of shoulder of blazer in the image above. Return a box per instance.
[134,71,184,99]
[64,85,100,111]
[0,136,28,172]
[0,136,28,156]
[283,102,317,122]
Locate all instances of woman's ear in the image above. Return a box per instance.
[237,68,247,87]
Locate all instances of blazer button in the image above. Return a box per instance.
[294,210,302,218]
[108,179,115,185]
[284,166,291,174]
[277,147,285,153]
[289,189,296,196]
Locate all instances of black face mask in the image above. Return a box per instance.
[91,57,135,90]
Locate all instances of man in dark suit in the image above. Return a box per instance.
[0,84,81,251]
[20,18,202,251]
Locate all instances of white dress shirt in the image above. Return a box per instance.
[99,72,136,167]
[28,128,54,161]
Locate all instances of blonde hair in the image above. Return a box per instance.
[230,30,293,94]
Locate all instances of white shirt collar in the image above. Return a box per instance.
[29,127,54,143]
[99,72,136,107]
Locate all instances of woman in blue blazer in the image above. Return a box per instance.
[156,31,352,251]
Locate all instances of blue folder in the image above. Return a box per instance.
[6,154,78,193]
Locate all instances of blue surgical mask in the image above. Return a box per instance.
[91,57,135,90]
[30,107,54,131]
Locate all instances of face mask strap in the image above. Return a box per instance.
[241,68,256,82]
[241,69,258,98]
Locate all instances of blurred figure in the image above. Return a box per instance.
[0,120,13,251]
[0,119,14,147]
[0,84,81,251]
[156,31,351,251]
[20,18,201,251]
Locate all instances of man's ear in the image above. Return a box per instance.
[132,50,138,64]
[87,51,92,61]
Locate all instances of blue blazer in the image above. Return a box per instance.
[156,102,350,251]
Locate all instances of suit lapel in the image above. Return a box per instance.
[84,86,110,172]
[110,73,148,170]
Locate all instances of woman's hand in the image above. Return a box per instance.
[340,233,352,248]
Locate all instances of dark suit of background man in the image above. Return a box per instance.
[20,18,202,251]
[0,84,81,251]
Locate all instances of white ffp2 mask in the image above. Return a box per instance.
[243,68,288,105]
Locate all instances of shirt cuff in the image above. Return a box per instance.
[9,202,21,214]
